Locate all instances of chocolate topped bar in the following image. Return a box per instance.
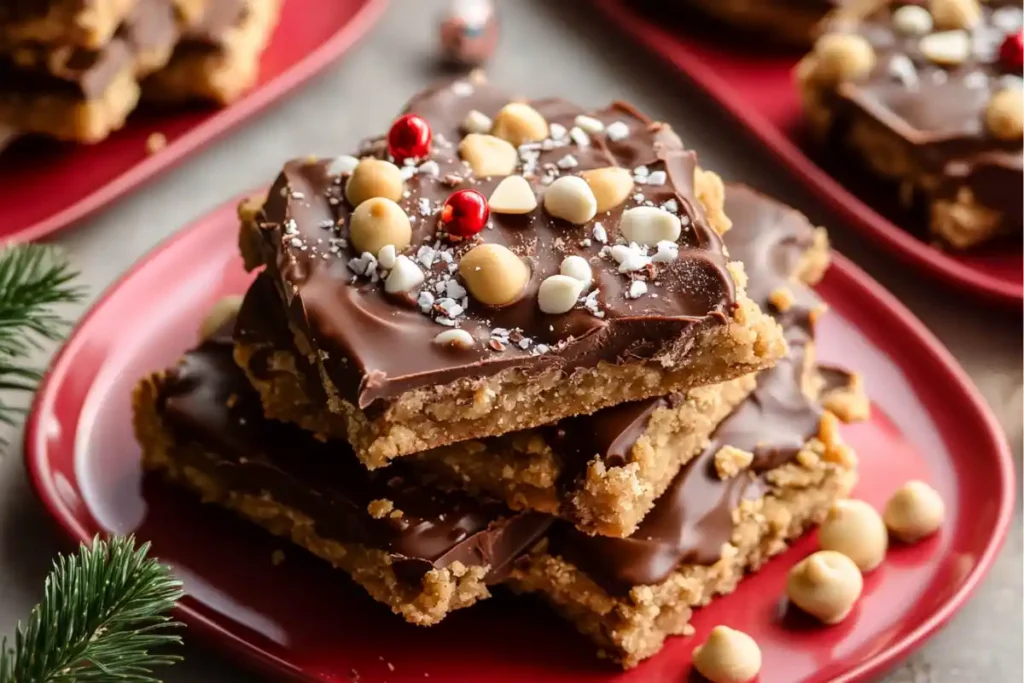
[798,0,1023,247]
[0,0,139,48]
[242,76,785,464]
[149,325,550,582]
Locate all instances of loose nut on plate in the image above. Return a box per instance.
[344,158,404,207]
[384,255,425,294]
[538,274,585,314]
[434,329,475,349]
[458,133,519,177]
[692,626,762,683]
[985,87,1023,141]
[491,102,549,146]
[883,480,945,543]
[559,255,592,287]
[349,197,412,255]
[812,33,876,85]
[488,175,537,214]
[543,175,598,225]
[620,206,682,245]
[461,109,493,135]
[818,499,888,572]
[786,550,863,624]
[892,5,934,35]
[199,295,242,340]
[929,0,981,31]
[919,30,971,67]
[580,167,634,213]
[458,243,530,307]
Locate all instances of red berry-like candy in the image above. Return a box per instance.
[387,114,432,163]
[441,189,489,239]
[999,32,1023,72]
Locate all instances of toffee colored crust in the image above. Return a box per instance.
[798,0,1023,249]
[0,0,138,48]
[142,0,280,104]
[131,328,551,625]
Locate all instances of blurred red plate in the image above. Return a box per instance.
[593,0,1023,306]
[0,0,386,244]
[25,195,1014,682]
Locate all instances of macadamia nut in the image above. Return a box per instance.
[199,296,242,340]
[884,481,944,543]
[488,175,537,214]
[580,167,634,213]
[929,0,981,30]
[692,626,762,683]
[538,274,584,314]
[985,87,1023,141]
[459,134,519,178]
[458,243,530,307]
[812,33,876,85]
[544,176,598,225]
[786,550,863,624]
[819,499,888,572]
[349,197,412,255]
[345,158,404,207]
[620,206,682,245]
[491,102,549,146]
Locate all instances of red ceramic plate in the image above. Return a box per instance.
[592,0,1023,306]
[25,195,1014,683]
[0,0,387,244]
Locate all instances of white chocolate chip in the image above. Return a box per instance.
[349,197,412,254]
[919,31,971,67]
[345,158,404,207]
[605,121,629,141]
[580,167,634,213]
[620,206,682,245]
[461,109,493,135]
[459,134,519,177]
[786,550,863,624]
[646,170,667,186]
[488,175,537,214]
[538,274,585,314]
[569,127,590,147]
[819,499,889,572]
[559,255,593,287]
[491,102,549,146]
[434,329,475,349]
[384,255,424,294]
[549,122,568,140]
[883,481,945,543]
[417,160,440,177]
[574,115,605,135]
[199,296,242,340]
[376,244,397,270]
[327,154,359,176]
[609,243,652,273]
[626,281,648,299]
[544,176,598,225]
[652,240,679,263]
[458,243,530,307]
[692,626,762,683]
[892,5,934,35]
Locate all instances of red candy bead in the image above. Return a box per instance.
[999,32,1023,72]
[441,189,489,239]
[387,114,432,163]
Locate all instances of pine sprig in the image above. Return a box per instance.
[0,244,84,429]
[0,536,185,683]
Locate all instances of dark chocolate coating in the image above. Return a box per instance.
[831,1,1023,235]
[155,327,550,583]
[545,185,828,593]
[250,79,735,412]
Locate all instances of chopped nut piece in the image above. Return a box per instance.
[538,275,585,314]
[461,109,493,134]
[619,206,682,245]
[559,255,593,288]
[713,445,754,479]
[892,5,934,35]
[384,255,425,294]
[367,499,394,518]
[769,287,795,312]
[919,31,971,66]
[434,329,476,349]
[491,102,549,146]
[812,33,876,85]
[985,87,1023,141]
[544,176,598,225]
[459,134,519,177]
[488,175,537,214]
[580,167,634,213]
[929,0,981,30]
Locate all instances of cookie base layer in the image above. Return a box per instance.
[143,0,280,104]
[0,0,138,48]
[507,450,857,668]
[132,371,495,627]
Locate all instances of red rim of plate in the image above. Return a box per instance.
[7,0,389,246]
[592,0,1023,306]
[23,192,1016,682]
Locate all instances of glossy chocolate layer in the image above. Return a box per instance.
[831,1,1023,233]
[0,0,176,97]
[251,79,735,411]
[154,326,550,583]
[546,185,827,593]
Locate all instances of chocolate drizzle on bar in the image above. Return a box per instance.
[545,185,830,593]
[830,1,1023,234]
[155,326,551,583]
[250,79,735,411]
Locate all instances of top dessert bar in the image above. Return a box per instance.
[0,0,138,48]
[241,76,786,467]
[682,0,839,46]
[797,0,1023,249]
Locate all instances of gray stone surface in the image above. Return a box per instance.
[0,1,1020,680]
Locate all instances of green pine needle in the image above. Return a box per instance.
[0,244,84,435]
[0,536,185,683]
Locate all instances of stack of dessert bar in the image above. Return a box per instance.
[133,75,869,666]
[0,0,280,142]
